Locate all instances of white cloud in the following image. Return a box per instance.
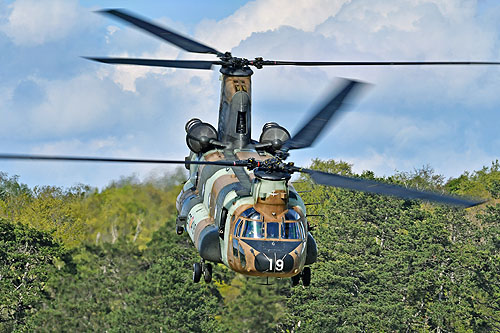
[1,0,90,46]
[195,0,350,52]
[96,19,217,93]
[21,74,123,137]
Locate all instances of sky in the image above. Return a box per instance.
[0,0,500,189]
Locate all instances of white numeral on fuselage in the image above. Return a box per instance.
[268,258,284,271]
[276,259,284,271]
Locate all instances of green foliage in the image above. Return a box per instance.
[308,158,354,176]
[391,164,445,191]
[0,218,68,332]
[0,173,31,201]
[0,179,90,248]
[215,275,288,332]
[0,170,184,249]
[81,180,181,248]
[1,160,500,332]
[287,159,500,332]
[445,160,500,199]
[25,220,221,332]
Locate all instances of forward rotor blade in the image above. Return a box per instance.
[0,153,247,167]
[281,79,364,152]
[300,168,483,207]
[258,60,500,67]
[84,57,220,70]
[99,9,222,55]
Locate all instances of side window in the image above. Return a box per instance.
[285,209,300,221]
[239,244,246,268]
[298,222,305,239]
[234,219,242,237]
[219,208,228,239]
[236,220,244,236]
[232,239,239,257]
[281,222,305,239]
[242,220,253,238]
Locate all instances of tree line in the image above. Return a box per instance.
[1,160,499,332]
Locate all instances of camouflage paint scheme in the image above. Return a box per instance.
[177,149,316,278]
[176,74,317,278]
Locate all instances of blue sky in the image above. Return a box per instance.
[0,0,499,188]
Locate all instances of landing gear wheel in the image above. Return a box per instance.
[176,226,184,235]
[193,262,202,283]
[301,267,311,287]
[291,274,301,287]
[203,263,212,283]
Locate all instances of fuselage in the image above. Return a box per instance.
[176,149,317,277]
[175,70,317,277]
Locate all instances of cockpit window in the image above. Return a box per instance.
[236,207,305,240]
[285,209,300,221]
[240,207,255,218]
[266,222,280,239]
[242,220,265,238]
[234,219,242,237]
[240,207,262,220]
[281,222,301,239]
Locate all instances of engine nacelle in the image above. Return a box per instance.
[185,118,218,154]
[259,122,290,152]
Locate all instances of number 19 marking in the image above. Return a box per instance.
[268,259,284,271]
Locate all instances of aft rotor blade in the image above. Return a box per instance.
[0,153,247,167]
[258,60,500,67]
[84,57,220,70]
[281,79,364,152]
[300,168,483,207]
[99,9,222,55]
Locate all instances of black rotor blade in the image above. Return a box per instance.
[299,168,483,207]
[258,60,500,67]
[84,57,221,70]
[281,79,364,152]
[0,153,247,167]
[99,9,222,55]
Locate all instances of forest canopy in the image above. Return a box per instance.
[0,160,499,332]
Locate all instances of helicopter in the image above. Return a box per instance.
[0,9,494,287]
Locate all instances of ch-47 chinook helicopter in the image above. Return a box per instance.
[1,9,494,286]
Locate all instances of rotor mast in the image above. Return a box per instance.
[218,61,254,149]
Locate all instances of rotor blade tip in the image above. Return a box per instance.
[95,8,119,14]
[466,198,488,208]
[93,9,110,15]
[94,8,128,18]
[81,56,104,64]
[337,77,369,88]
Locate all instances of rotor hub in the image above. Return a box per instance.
[253,167,291,181]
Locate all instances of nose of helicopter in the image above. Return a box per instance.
[242,239,302,274]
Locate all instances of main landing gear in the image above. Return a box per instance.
[291,267,311,287]
[176,226,184,235]
[193,260,212,283]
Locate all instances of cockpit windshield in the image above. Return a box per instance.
[267,222,280,238]
[285,209,300,221]
[235,208,305,240]
[240,207,261,220]
[242,220,265,238]
[281,222,302,239]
